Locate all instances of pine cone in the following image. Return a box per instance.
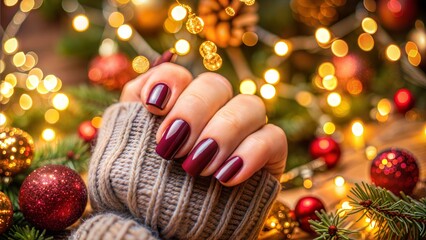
[198,0,258,48]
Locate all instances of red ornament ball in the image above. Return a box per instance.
[294,196,326,234]
[378,0,417,31]
[393,88,415,114]
[78,121,98,142]
[309,137,341,168]
[370,148,419,195]
[19,165,87,231]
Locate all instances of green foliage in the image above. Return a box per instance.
[1,225,53,240]
[309,210,355,240]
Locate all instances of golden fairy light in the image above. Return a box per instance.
[322,75,338,91]
[331,39,348,57]
[0,113,6,126]
[29,67,43,80]
[91,116,103,128]
[20,0,35,12]
[315,27,331,44]
[365,146,377,160]
[19,94,32,110]
[99,38,117,56]
[44,109,60,124]
[1,82,14,98]
[0,60,5,74]
[4,38,18,54]
[334,176,345,187]
[132,56,150,73]
[260,84,276,99]
[239,79,257,95]
[73,14,90,32]
[203,53,222,71]
[174,39,190,56]
[377,98,392,116]
[5,74,17,87]
[327,92,341,107]
[225,7,235,16]
[42,128,56,142]
[132,0,148,5]
[4,0,18,7]
[242,32,258,46]
[108,12,125,28]
[346,79,363,95]
[171,5,187,21]
[117,24,133,40]
[13,51,26,67]
[361,17,377,34]
[318,62,335,77]
[358,33,374,51]
[303,179,313,189]
[186,15,204,34]
[351,120,364,137]
[242,0,256,6]
[43,75,58,91]
[295,91,313,107]
[52,93,69,111]
[164,18,182,33]
[264,68,280,84]
[323,122,336,135]
[199,41,217,58]
[26,75,40,90]
[385,44,401,61]
[274,40,290,56]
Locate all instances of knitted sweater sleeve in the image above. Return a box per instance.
[75,102,280,240]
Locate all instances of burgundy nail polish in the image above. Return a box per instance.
[182,138,219,177]
[214,156,243,183]
[156,119,190,160]
[152,50,176,67]
[146,83,171,110]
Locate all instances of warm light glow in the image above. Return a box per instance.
[346,79,363,95]
[274,40,290,56]
[358,33,374,51]
[5,74,17,87]
[377,98,392,116]
[174,39,190,55]
[323,122,336,135]
[52,93,69,111]
[42,128,56,142]
[332,98,351,117]
[0,60,4,74]
[99,38,117,56]
[334,176,345,187]
[4,38,18,54]
[352,121,364,136]
[29,68,43,80]
[365,146,377,160]
[91,116,103,128]
[405,41,419,57]
[26,75,40,90]
[241,32,258,46]
[13,52,26,67]
[164,18,182,33]
[295,91,313,107]
[132,0,148,5]
[20,0,35,12]
[239,79,257,95]
[73,14,89,32]
[264,68,280,84]
[132,56,150,73]
[4,0,18,7]
[19,94,33,110]
[341,201,353,210]
[199,41,217,58]
[23,52,36,69]
[386,44,401,61]
[327,92,342,107]
[45,109,60,124]
[171,5,187,21]
[315,27,331,44]
[318,62,335,77]
[1,82,14,98]
[0,113,6,126]
[260,84,276,99]
[361,17,377,34]
[303,179,313,189]
[322,75,338,91]
[43,75,58,91]
[108,12,125,28]
[408,52,421,66]
[117,24,133,40]
[331,39,348,57]
[225,6,235,16]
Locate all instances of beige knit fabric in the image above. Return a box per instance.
[73,102,280,240]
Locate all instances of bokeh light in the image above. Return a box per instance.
[26,75,40,90]
[117,24,133,40]
[5,74,17,87]
[43,75,58,91]
[132,56,150,73]
[295,91,313,107]
[322,75,338,91]
[274,40,290,56]
[264,68,280,84]
[0,113,6,126]
[351,121,364,136]
[385,44,401,61]
[377,98,392,116]
[334,176,345,187]
[315,27,331,44]
[52,93,69,111]
[19,94,33,110]
[20,0,35,12]
[4,0,18,7]
[239,79,257,95]
[365,146,377,160]
[108,12,125,28]
[45,109,60,124]
[1,82,14,98]
[260,84,276,99]
[303,179,313,189]
[171,5,187,21]
[361,17,377,34]
[42,128,56,142]
[358,33,374,51]
[318,62,335,77]
[323,122,336,135]
[73,14,89,32]
[331,39,348,57]
[174,39,190,55]
[327,92,342,107]
[346,79,363,95]
[91,116,103,128]
[4,38,18,54]
[242,32,258,46]
[13,52,26,67]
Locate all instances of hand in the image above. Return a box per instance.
[120,63,287,186]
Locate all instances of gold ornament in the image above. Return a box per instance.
[0,127,34,177]
[199,41,217,58]
[260,201,297,240]
[186,15,204,34]
[0,191,13,234]
[203,53,222,71]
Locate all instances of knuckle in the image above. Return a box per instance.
[248,135,269,151]
[267,124,287,145]
[198,72,233,98]
[184,92,210,109]
[217,108,243,130]
[236,94,266,115]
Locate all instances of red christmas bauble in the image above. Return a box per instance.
[78,121,98,142]
[309,137,341,168]
[378,0,417,31]
[88,53,137,90]
[19,165,87,231]
[294,196,326,234]
[393,88,415,114]
[370,148,419,195]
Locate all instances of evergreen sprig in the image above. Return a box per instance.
[309,210,355,240]
[1,225,53,240]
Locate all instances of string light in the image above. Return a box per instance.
[377,98,392,116]
[4,38,18,54]
[323,122,336,135]
[303,179,313,189]
[274,40,290,56]
[203,53,222,71]
[29,68,43,80]
[322,75,338,91]
[242,32,258,46]
[164,18,182,33]
[132,56,150,74]
[295,91,313,107]
[13,52,26,67]
[72,14,89,32]
[358,33,374,51]
[315,27,331,44]
[186,15,204,34]
[36,82,49,94]
[43,75,58,91]
[1,82,14,98]
[264,68,280,84]
[346,79,363,95]
[19,94,32,110]
[108,12,125,28]
[239,79,257,94]
[171,5,187,21]
[361,17,377,34]
[174,39,190,55]
[334,176,345,187]
[327,92,341,107]
[91,116,103,128]
[52,93,69,111]
[260,84,276,99]
[385,44,401,61]
[365,146,377,160]
[351,120,364,136]
[117,24,133,40]
[0,60,5,74]
[99,38,117,56]
[20,0,35,12]
[318,62,335,77]
[44,109,60,124]
[0,113,6,126]
[42,128,56,141]
[331,39,348,57]
[4,0,18,7]
[199,41,217,58]
[5,74,17,87]
[26,75,40,90]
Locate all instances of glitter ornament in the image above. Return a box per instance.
[0,127,34,177]
[78,121,98,142]
[370,148,419,195]
[294,196,326,234]
[309,137,341,169]
[203,53,223,71]
[0,191,13,234]
[186,15,204,34]
[199,41,217,58]
[262,201,297,239]
[393,88,415,114]
[19,165,87,231]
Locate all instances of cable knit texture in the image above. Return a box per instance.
[72,102,280,240]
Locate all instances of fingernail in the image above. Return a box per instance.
[146,83,171,110]
[156,119,190,160]
[153,49,175,67]
[182,138,219,177]
[214,156,243,183]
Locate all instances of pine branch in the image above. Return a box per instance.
[1,225,53,240]
[309,210,356,240]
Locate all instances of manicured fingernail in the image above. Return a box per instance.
[146,83,171,110]
[156,119,190,160]
[214,156,243,183]
[153,50,175,67]
[182,138,219,177]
